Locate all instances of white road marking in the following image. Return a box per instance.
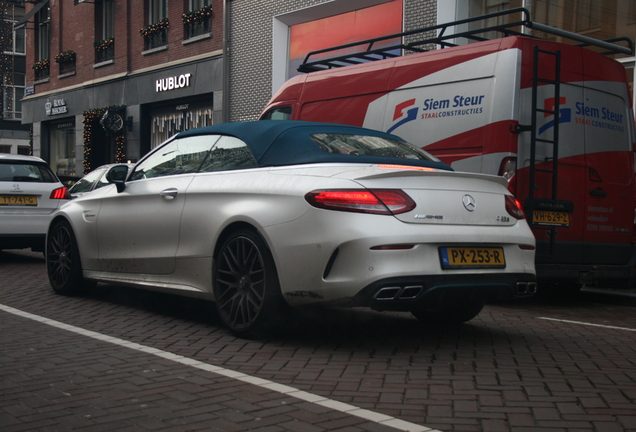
[0,303,437,432]
[537,317,636,332]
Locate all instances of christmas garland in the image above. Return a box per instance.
[94,38,114,52]
[32,59,49,70]
[182,5,212,23]
[140,18,169,37]
[82,105,127,173]
[54,50,76,63]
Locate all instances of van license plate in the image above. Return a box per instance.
[532,210,570,226]
[439,247,506,269]
[0,195,38,206]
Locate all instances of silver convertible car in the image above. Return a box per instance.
[46,121,536,336]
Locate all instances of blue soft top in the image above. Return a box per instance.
[176,120,452,171]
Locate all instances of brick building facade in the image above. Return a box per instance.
[21,0,224,176]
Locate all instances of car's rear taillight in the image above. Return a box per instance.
[505,195,524,219]
[50,187,70,200]
[305,189,416,215]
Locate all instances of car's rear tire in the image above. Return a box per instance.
[46,220,90,295]
[411,300,485,326]
[213,229,286,337]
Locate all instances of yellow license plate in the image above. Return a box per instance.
[440,247,506,269]
[0,195,38,206]
[532,210,570,226]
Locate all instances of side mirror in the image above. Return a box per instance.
[106,165,129,193]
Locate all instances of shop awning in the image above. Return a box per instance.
[15,0,49,30]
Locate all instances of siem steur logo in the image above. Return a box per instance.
[387,99,418,133]
[539,97,572,135]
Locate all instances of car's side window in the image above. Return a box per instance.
[95,170,113,190]
[198,136,258,172]
[68,168,104,193]
[129,135,220,181]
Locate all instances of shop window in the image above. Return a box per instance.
[151,106,213,149]
[50,121,76,176]
[0,145,10,154]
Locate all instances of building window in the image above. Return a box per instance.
[34,3,50,80]
[142,0,169,49]
[4,3,26,55]
[95,0,115,62]
[3,72,24,120]
[574,0,602,32]
[183,0,212,39]
[102,0,114,39]
[150,0,167,24]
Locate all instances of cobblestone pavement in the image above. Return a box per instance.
[1,249,635,432]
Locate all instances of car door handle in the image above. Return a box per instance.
[161,188,179,200]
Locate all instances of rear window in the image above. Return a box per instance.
[310,133,440,162]
[0,162,58,183]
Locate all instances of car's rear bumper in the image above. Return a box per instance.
[349,272,537,311]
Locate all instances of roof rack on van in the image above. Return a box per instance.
[297,7,634,73]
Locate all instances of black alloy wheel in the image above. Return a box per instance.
[46,220,87,295]
[213,229,285,337]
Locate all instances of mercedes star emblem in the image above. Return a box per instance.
[462,194,476,211]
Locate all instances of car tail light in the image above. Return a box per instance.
[505,195,524,219]
[305,189,416,215]
[50,187,70,200]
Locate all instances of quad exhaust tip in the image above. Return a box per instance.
[517,282,537,294]
[374,285,424,301]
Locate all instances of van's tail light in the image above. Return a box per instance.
[499,157,517,181]
[305,189,416,215]
[589,167,602,182]
[50,187,70,200]
[505,195,525,219]
[499,157,517,193]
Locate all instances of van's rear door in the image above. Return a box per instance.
[580,84,635,263]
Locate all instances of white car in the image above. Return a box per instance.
[46,121,536,336]
[0,154,70,252]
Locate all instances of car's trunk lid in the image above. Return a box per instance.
[345,166,516,226]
